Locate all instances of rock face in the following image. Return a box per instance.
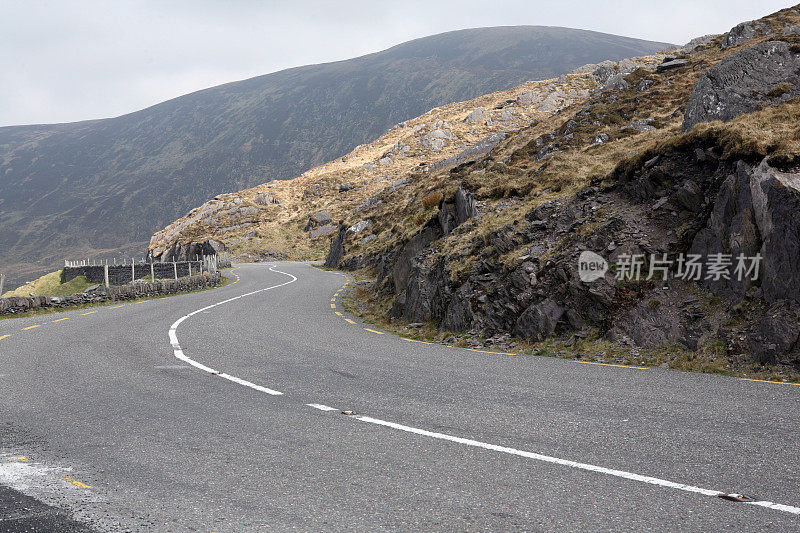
[254,192,280,206]
[721,20,769,49]
[683,34,720,53]
[683,41,800,131]
[691,159,800,304]
[156,239,226,262]
[438,185,478,236]
[656,58,687,72]
[369,140,800,366]
[749,301,800,364]
[464,107,488,123]
[324,225,347,268]
[309,224,339,239]
[513,299,565,341]
[305,210,333,231]
[419,128,454,151]
[348,220,372,234]
[428,132,507,173]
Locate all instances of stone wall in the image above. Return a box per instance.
[0,273,222,315]
[62,261,204,285]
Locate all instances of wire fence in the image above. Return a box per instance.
[62,253,231,288]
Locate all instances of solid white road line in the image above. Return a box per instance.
[167,263,800,517]
[306,403,340,411]
[353,415,800,516]
[168,264,297,396]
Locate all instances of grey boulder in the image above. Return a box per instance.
[513,298,564,341]
[721,20,769,49]
[683,41,800,132]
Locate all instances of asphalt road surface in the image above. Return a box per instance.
[1,262,799,531]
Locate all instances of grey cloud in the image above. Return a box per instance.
[0,0,792,126]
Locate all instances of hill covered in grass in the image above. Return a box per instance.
[151,4,800,380]
[0,26,670,290]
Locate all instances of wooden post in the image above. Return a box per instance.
[131,261,135,282]
[150,262,155,281]
[104,264,109,288]
[0,273,5,296]
[188,262,192,277]
[173,261,178,280]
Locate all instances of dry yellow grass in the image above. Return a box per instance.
[2,270,92,298]
[150,4,800,270]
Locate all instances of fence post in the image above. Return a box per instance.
[188,262,192,277]
[0,273,5,296]
[150,261,155,281]
[104,264,109,288]
[173,261,178,280]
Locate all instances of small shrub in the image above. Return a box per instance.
[422,192,443,208]
[767,82,795,98]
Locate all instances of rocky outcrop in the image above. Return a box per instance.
[309,224,339,239]
[438,185,477,236]
[748,301,800,364]
[513,299,565,341]
[691,159,800,304]
[721,20,769,49]
[464,107,488,123]
[305,210,333,231]
[682,34,720,53]
[155,239,226,262]
[324,225,347,268]
[683,41,800,131]
[374,139,800,365]
[655,58,687,72]
[428,132,507,173]
[254,192,280,206]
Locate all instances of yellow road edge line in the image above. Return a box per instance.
[740,378,800,386]
[463,347,518,356]
[9,456,28,461]
[344,319,357,324]
[109,305,126,309]
[364,328,384,335]
[403,338,435,345]
[330,298,336,302]
[62,477,92,489]
[81,311,97,316]
[51,317,70,322]
[334,311,343,316]
[0,334,11,340]
[330,303,336,309]
[22,325,41,330]
[572,360,649,370]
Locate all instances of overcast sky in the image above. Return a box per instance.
[0,0,793,127]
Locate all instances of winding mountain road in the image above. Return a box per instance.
[1,262,799,531]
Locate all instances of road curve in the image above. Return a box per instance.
[1,262,799,531]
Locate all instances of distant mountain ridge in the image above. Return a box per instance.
[0,26,671,287]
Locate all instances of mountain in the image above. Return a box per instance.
[151,4,800,377]
[0,26,671,288]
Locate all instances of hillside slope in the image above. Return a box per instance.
[152,5,800,378]
[0,27,670,289]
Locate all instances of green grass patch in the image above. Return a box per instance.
[2,270,93,298]
[0,274,230,320]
